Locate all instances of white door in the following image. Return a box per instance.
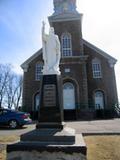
[63,83,75,110]
[95,91,104,109]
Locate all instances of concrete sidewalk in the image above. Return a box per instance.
[0,119,120,136]
[67,118,120,135]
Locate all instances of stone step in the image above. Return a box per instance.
[20,127,75,144]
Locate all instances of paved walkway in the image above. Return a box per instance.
[0,119,120,136]
[67,119,120,135]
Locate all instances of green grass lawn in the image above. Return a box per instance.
[0,135,120,160]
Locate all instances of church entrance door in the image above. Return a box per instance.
[63,82,75,109]
[63,82,76,120]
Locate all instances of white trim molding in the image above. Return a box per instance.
[108,59,116,68]
[22,64,29,72]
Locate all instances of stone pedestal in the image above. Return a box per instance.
[36,74,64,129]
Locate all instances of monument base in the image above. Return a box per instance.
[7,133,87,160]
[20,127,75,144]
[7,151,86,160]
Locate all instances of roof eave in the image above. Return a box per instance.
[83,39,117,64]
[21,48,42,70]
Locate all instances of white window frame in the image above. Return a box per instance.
[35,63,43,81]
[64,68,70,73]
[61,32,72,57]
[92,58,102,78]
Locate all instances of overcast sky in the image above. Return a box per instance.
[0,0,120,100]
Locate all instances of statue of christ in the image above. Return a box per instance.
[42,21,61,75]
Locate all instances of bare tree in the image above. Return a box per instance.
[5,73,15,109]
[0,64,23,109]
[5,73,23,109]
[13,75,23,110]
[0,64,11,108]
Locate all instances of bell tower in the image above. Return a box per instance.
[49,0,88,108]
[53,0,77,15]
[49,0,84,56]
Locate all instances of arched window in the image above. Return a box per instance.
[61,33,72,57]
[94,91,104,109]
[34,93,40,111]
[35,62,43,81]
[63,82,74,90]
[92,58,102,78]
[63,82,75,109]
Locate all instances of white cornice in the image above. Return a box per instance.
[22,64,29,72]
[108,59,116,68]
[48,13,82,23]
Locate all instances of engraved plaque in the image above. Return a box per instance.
[43,84,56,107]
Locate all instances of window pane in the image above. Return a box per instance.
[92,62,102,78]
[61,33,72,57]
[63,82,74,89]
[35,63,43,81]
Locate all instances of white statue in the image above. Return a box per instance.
[42,21,61,75]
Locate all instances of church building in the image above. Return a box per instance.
[21,0,118,120]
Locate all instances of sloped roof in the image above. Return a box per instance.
[83,39,117,63]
